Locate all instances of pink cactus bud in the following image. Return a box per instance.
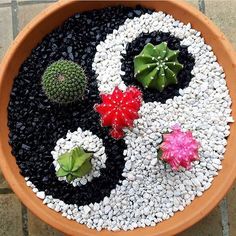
[160,124,200,170]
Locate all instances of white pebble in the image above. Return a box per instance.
[36,191,45,200]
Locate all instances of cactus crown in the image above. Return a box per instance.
[94,86,142,140]
[42,60,87,104]
[134,42,183,92]
[159,124,200,170]
[56,147,93,182]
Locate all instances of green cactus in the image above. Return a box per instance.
[42,60,87,104]
[56,147,93,182]
[134,42,184,92]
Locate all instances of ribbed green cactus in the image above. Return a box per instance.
[42,60,87,104]
[134,42,183,92]
[56,147,93,182]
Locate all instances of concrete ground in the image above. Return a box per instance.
[0,0,235,235]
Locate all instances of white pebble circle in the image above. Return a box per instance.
[51,127,107,186]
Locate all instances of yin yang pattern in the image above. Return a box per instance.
[7,6,233,231]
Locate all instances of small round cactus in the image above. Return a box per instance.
[42,60,87,104]
[134,42,183,92]
[56,147,93,182]
[159,124,200,170]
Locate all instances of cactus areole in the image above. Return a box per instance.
[134,42,184,92]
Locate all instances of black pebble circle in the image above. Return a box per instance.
[7,6,154,206]
[121,31,195,103]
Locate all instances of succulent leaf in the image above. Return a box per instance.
[57,152,73,172]
[56,147,93,182]
[134,42,184,92]
[42,60,87,104]
[72,151,93,172]
[56,167,68,177]
[73,159,92,178]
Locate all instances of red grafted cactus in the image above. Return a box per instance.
[160,124,200,170]
[94,86,143,139]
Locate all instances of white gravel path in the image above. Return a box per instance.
[26,11,233,231]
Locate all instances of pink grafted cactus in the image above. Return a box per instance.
[160,124,200,170]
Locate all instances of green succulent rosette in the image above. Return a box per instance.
[56,147,93,182]
[134,42,184,92]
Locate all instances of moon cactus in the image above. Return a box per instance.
[159,124,200,170]
[94,86,143,140]
[134,42,183,92]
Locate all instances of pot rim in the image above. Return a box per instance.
[0,1,236,236]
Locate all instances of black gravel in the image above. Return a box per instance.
[8,6,153,206]
[121,31,195,103]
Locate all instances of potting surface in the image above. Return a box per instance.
[0,0,236,235]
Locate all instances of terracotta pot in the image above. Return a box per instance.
[0,0,236,235]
